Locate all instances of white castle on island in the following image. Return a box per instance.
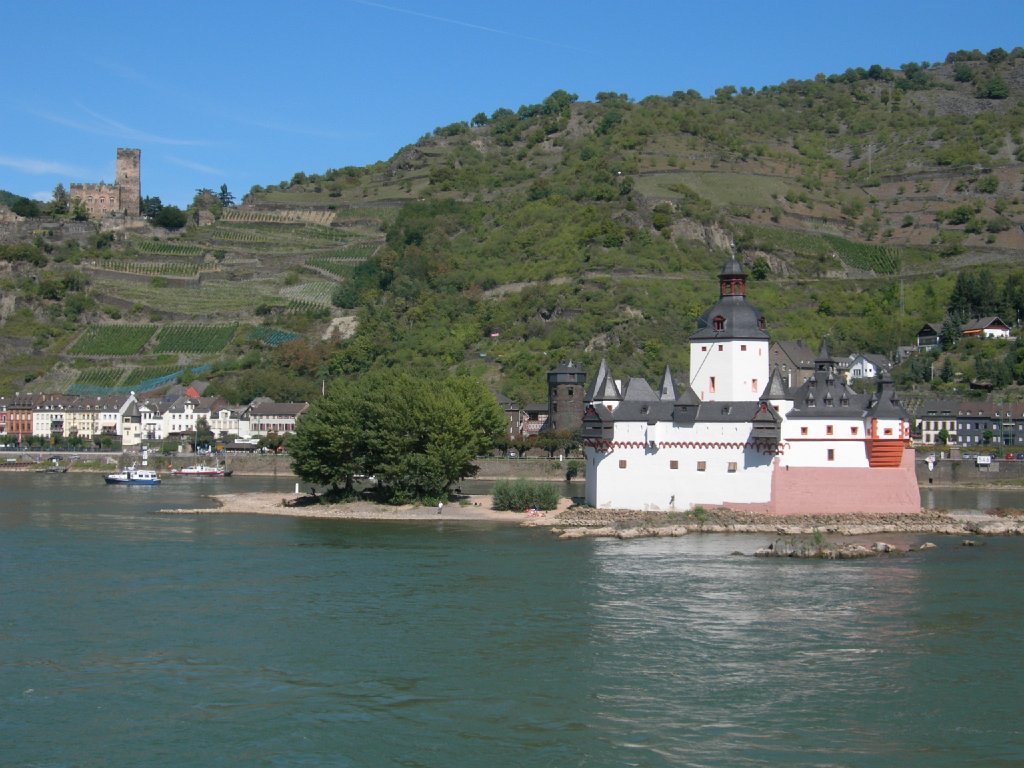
[582,257,920,515]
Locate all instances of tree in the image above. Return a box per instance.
[141,196,163,217]
[290,371,504,502]
[978,76,1009,99]
[50,184,69,215]
[152,205,187,230]
[195,417,214,449]
[288,378,364,493]
[218,184,235,207]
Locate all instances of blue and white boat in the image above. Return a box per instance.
[104,466,161,485]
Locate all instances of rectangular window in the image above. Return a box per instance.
[826,425,834,435]
[740,344,747,351]
[827,449,835,461]
[718,344,724,352]
[697,461,706,472]
[709,377,716,393]
[727,462,737,473]
[701,346,707,352]
[884,428,893,436]
[751,378,758,393]
[851,426,859,436]
[618,459,627,469]
[670,460,679,470]
[800,426,808,436]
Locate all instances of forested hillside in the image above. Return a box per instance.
[3,48,1024,402]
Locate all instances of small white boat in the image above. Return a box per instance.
[105,466,161,485]
[170,464,232,478]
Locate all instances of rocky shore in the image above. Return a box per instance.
[540,506,1024,540]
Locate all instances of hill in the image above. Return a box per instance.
[3,47,1024,403]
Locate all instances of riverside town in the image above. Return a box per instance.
[5,25,1024,765]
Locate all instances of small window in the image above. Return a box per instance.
[713,316,725,331]
[826,425,833,435]
[727,462,738,473]
[670,460,679,470]
[709,377,716,393]
[618,460,627,469]
[751,378,758,393]
[568,387,573,396]
[740,344,747,351]
[884,428,893,436]
[701,346,708,352]
[827,449,835,461]
[697,461,706,472]
[800,426,808,436]
[851,426,859,436]
[718,344,724,352]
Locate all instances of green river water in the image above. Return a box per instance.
[2,473,1022,766]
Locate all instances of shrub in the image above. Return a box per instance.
[492,479,560,511]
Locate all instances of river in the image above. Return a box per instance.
[2,472,1022,766]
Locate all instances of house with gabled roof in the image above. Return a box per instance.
[847,352,891,381]
[960,316,1011,339]
[769,340,816,389]
[916,322,943,350]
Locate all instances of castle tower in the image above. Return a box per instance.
[689,257,769,401]
[545,360,586,433]
[116,148,141,216]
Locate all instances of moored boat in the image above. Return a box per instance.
[105,466,161,485]
[170,464,232,477]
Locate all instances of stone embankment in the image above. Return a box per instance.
[537,507,1024,540]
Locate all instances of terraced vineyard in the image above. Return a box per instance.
[306,257,354,278]
[66,363,213,395]
[100,260,205,278]
[70,325,156,356]
[152,325,238,353]
[132,240,205,257]
[91,276,285,314]
[821,236,902,275]
[249,327,302,347]
[281,281,335,307]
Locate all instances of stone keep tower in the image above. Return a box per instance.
[116,148,141,216]
[546,360,586,434]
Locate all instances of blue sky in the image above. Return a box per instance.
[3,1,1022,208]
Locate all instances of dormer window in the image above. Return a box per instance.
[713,316,725,331]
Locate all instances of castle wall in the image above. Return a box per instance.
[70,183,121,219]
[69,148,140,219]
[585,421,775,510]
[780,416,868,468]
[754,449,920,515]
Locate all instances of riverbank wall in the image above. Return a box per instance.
[916,457,1024,486]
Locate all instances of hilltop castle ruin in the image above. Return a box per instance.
[70,148,141,218]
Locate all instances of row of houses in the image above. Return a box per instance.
[915,399,1024,448]
[0,388,308,447]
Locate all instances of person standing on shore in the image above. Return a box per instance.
[437,501,443,515]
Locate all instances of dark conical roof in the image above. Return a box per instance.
[658,365,677,401]
[760,365,790,400]
[584,358,621,402]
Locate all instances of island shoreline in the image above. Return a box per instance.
[158,491,1024,539]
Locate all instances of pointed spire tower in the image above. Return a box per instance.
[689,257,770,402]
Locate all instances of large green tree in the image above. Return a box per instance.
[289,371,505,502]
